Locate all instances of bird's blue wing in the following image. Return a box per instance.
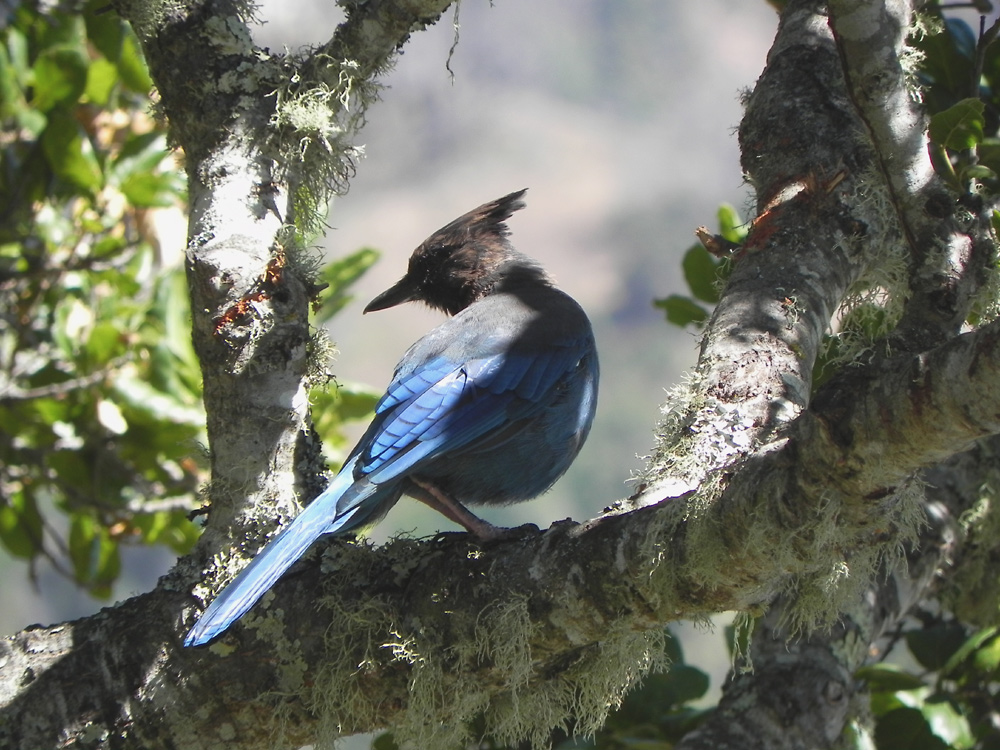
[354,342,589,485]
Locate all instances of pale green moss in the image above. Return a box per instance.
[943,486,1000,626]
[285,544,668,749]
[268,55,379,241]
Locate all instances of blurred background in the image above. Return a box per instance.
[1,0,776,698]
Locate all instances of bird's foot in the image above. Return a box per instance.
[409,477,536,541]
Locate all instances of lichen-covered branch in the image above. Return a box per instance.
[801,318,1000,499]
[6,299,1000,748]
[675,501,956,750]
[675,436,987,750]
[829,0,995,350]
[632,0,888,508]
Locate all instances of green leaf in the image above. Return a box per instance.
[86,320,124,364]
[717,203,747,244]
[69,513,97,582]
[960,164,995,182]
[112,374,206,429]
[682,245,721,304]
[92,235,128,258]
[117,34,152,93]
[875,707,948,750]
[0,490,43,559]
[654,295,709,328]
[920,696,974,749]
[907,622,969,672]
[857,663,927,692]
[31,45,89,111]
[911,19,976,112]
[111,131,171,179]
[37,12,87,49]
[5,26,31,88]
[84,1,125,62]
[971,632,1000,674]
[611,667,709,726]
[940,626,999,676]
[333,382,381,421]
[29,398,70,426]
[0,44,26,119]
[132,510,200,553]
[977,138,1000,174]
[49,450,92,491]
[929,98,986,151]
[93,527,120,594]
[121,171,182,207]
[84,56,118,106]
[41,108,103,191]
[314,247,380,324]
[68,513,119,594]
[928,142,960,189]
[310,382,381,456]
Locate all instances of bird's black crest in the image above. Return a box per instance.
[365,189,543,317]
[436,188,528,243]
[399,189,534,315]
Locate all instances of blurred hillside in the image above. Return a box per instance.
[1,1,776,632]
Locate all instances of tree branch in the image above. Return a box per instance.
[829,0,995,350]
[6,295,999,747]
[631,0,884,508]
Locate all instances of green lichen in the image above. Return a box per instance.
[942,487,1000,626]
[780,479,924,634]
[271,539,671,750]
[824,173,911,367]
[269,54,380,241]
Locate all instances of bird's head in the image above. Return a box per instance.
[365,189,549,317]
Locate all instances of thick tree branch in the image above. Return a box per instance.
[829,0,995,350]
[6,294,999,747]
[631,0,903,512]
[674,3,999,745]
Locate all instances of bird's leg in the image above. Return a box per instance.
[408,477,509,541]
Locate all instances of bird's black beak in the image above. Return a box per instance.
[364,275,420,314]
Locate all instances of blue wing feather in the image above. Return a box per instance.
[359,346,576,481]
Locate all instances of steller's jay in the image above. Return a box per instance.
[184,189,599,647]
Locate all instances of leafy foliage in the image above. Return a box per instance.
[0,2,198,594]
[0,2,379,595]
[915,12,1000,195]
[859,614,1000,750]
[653,204,743,328]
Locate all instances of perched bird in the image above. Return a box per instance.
[184,189,599,647]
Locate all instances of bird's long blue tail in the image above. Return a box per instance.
[184,461,379,647]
